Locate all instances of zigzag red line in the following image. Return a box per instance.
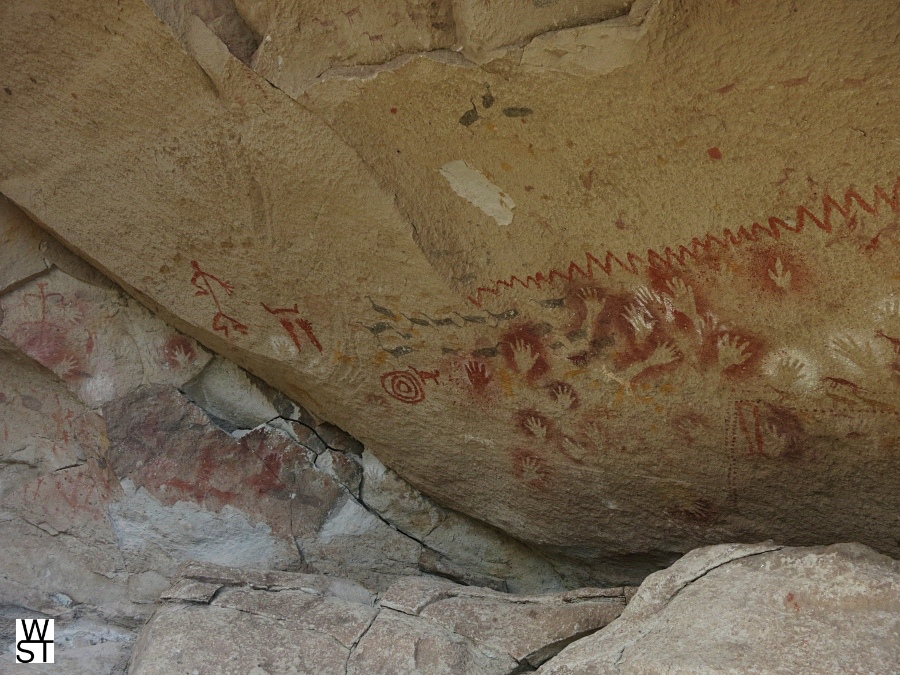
[466,178,900,307]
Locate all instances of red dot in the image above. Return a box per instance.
[390,107,398,114]
[707,146,722,160]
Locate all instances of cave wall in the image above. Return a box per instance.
[1,0,899,570]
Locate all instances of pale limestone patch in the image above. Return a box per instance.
[439,160,515,227]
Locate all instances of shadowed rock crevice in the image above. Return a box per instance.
[145,0,260,63]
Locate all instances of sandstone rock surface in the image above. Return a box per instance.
[129,563,628,675]
[539,543,900,674]
[0,338,143,672]
[0,200,566,599]
[0,195,48,294]
[1,268,212,407]
[129,563,378,675]
[0,335,141,614]
[2,0,900,575]
[0,202,591,673]
[372,575,627,669]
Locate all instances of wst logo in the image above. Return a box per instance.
[15,619,54,664]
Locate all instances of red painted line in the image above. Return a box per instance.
[466,178,900,307]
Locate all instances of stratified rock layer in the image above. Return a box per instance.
[129,563,628,675]
[2,0,899,565]
[126,543,900,674]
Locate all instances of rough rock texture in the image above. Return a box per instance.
[1,268,211,407]
[5,619,135,675]
[145,0,260,64]
[370,575,627,670]
[129,563,628,675]
[105,385,313,574]
[102,379,570,593]
[452,0,634,60]
[0,337,146,672]
[129,563,379,675]
[3,0,900,581]
[539,543,900,674]
[360,450,569,591]
[251,0,457,92]
[244,0,634,96]
[0,200,591,672]
[0,201,568,597]
[2,3,899,672]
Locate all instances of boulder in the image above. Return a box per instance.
[103,382,424,590]
[103,380,563,593]
[2,0,899,579]
[0,209,574,609]
[0,337,144,672]
[539,543,900,674]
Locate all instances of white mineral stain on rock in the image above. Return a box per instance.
[316,497,380,544]
[439,160,515,227]
[109,479,279,568]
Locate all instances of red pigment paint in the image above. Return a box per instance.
[707,147,722,160]
[466,178,900,307]
[381,369,425,404]
[161,335,196,369]
[780,75,809,88]
[742,245,812,296]
[510,448,552,490]
[699,327,765,381]
[515,409,553,438]
[735,401,806,459]
[190,260,248,337]
[463,360,492,393]
[262,303,323,353]
[500,324,550,381]
[546,381,580,410]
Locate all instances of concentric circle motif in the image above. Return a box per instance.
[381,369,425,404]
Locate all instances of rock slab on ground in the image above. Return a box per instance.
[539,542,900,674]
[129,564,628,675]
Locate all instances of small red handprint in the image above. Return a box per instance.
[465,361,491,391]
